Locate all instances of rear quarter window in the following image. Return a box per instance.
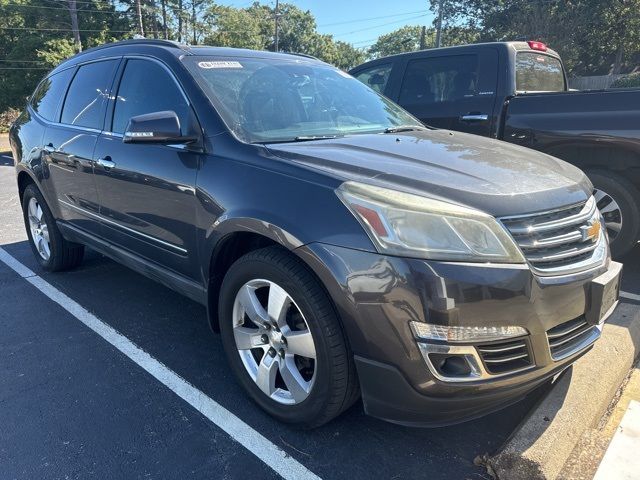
[30,69,74,122]
[516,52,565,92]
[61,60,118,130]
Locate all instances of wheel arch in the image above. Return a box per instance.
[544,142,640,187]
[205,217,308,332]
[17,169,37,204]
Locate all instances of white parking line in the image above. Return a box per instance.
[0,247,321,480]
[620,291,640,302]
[594,400,640,479]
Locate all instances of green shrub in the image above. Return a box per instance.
[0,108,21,134]
[610,72,640,89]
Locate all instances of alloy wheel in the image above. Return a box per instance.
[27,197,51,261]
[232,279,316,405]
[594,188,623,241]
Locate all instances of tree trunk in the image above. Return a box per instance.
[149,0,158,39]
[612,44,625,74]
[178,0,183,42]
[136,0,145,37]
[161,0,167,39]
[191,0,196,44]
[68,0,82,52]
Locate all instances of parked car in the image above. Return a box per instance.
[350,41,640,257]
[10,40,622,428]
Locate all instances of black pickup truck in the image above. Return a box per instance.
[350,41,640,257]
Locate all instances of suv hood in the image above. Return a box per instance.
[265,129,592,217]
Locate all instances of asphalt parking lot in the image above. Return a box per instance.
[1,149,639,480]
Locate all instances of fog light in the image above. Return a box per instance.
[430,354,472,377]
[410,321,527,343]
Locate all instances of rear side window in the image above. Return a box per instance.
[353,64,392,94]
[30,69,74,122]
[61,60,118,129]
[399,54,483,105]
[111,59,190,134]
[516,52,565,92]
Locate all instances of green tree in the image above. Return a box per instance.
[427,0,640,75]
[368,25,425,58]
[204,2,364,69]
[0,0,133,111]
[204,5,268,49]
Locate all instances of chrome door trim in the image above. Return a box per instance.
[58,199,188,255]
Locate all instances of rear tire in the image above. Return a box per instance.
[22,184,84,271]
[587,170,640,258]
[218,246,359,428]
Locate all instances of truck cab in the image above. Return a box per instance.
[351,42,640,258]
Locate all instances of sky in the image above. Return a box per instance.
[218,0,436,49]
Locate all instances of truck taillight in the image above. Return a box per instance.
[527,41,548,52]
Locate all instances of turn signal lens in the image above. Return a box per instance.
[410,321,528,343]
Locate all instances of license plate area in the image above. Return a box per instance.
[586,261,622,325]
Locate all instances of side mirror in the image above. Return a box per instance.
[123,110,196,145]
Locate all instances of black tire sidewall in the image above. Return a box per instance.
[218,250,342,426]
[22,184,60,271]
[587,170,640,258]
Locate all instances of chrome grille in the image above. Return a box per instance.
[476,338,533,375]
[500,197,605,275]
[547,316,600,361]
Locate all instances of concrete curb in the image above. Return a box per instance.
[487,304,640,479]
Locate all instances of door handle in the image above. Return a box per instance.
[96,156,116,170]
[460,114,489,122]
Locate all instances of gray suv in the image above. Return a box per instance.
[10,40,622,427]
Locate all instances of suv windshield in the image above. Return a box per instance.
[183,56,422,143]
[515,52,565,92]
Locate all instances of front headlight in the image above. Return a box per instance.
[336,181,524,263]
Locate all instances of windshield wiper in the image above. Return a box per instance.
[293,135,342,141]
[383,125,426,134]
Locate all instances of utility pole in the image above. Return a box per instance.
[435,0,443,48]
[274,0,279,52]
[135,0,145,37]
[419,25,426,50]
[67,0,82,52]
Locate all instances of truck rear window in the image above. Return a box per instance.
[515,52,565,92]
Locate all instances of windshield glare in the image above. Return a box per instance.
[183,56,422,143]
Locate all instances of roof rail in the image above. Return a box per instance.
[81,38,191,55]
[286,51,320,61]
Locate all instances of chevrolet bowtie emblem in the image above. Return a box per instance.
[581,219,601,242]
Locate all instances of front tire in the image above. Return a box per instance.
[587,170,640,258]
[22,184,84,271]
[218,246,358,428]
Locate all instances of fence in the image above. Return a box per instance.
[568,74,626,90]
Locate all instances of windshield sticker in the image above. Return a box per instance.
[198,61,243,69]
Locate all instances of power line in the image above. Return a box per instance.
[352,36,382,45]
[43,0,123,7]
[1,3,129,15]
[0,25,132,32]
[0,59,47,63]
[318,9,426,28]
[332,13,428,38]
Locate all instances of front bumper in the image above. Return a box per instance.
[295,242,622,426]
